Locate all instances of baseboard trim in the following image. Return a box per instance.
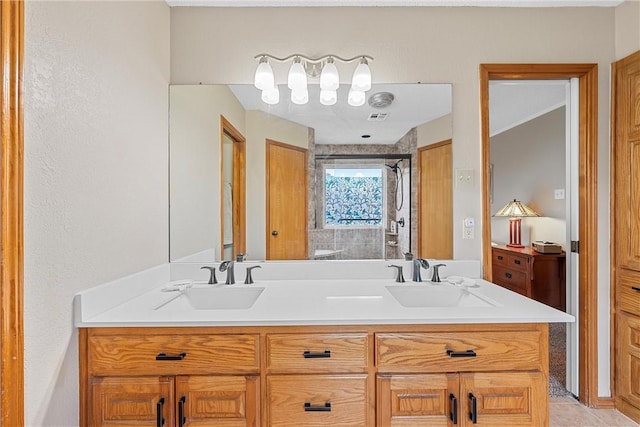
[592,397,615,409]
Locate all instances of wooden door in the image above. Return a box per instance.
[220,116,246,261]
[266,140,308,260]
[91,376,175,427]
[418,141,453,259]
[376,373,459,426]
[175,375,259,426]
[613,50,640,423]
[459,372,546,426]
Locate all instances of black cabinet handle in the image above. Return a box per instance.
[505,272,512,279]
[303,350,331,358]
[514,259,521,265]
[468,392,478,424]
[178,396,186,427]
[497,255,503,260]
[156,397,165,427]
[632,286,640,292]
[304,402,332,412]
[449,393,458,424]
[446,349,477,358]
[155,352,186,361]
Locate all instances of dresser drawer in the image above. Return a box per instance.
[507,253,529,272]
[617,273,640,315]
[492,265,528,295]
[376,330,543,372]
[266,375,368,426]
[88,333,260,376]
[266,333,369,373]
[492,249,510,268]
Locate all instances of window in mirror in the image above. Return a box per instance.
[324,165,384,227]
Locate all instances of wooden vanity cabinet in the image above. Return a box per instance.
[80,324,549,427]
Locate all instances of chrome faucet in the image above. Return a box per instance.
[244,266,261,284]
[200,266,217,284]
[219,261,235,285]
[431,263,447,283]
[412,258,430,282]
[388,264,405,283]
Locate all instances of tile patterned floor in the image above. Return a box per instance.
[551,397,640,427]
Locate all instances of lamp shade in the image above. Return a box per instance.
[319,89,337,106]
[261,86,279,105]
[494,199,540,218]
[320,59,340,91]
[291,87,309,105]
[351,58,371,92]
[287,58,307,91]
[348,88,366,107]
[254,57,274,91]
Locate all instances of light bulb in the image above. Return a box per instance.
[288,57,307,91]
[254,57,274,91]
[320,58,339,91]
[291,88,309,105]
[319,89,337,106]
[261,86,279,105]
[351,57,371,92]
[348,89,365,107]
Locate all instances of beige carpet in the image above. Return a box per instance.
[549,322,572,397]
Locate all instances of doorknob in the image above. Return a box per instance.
[272,230,279,236]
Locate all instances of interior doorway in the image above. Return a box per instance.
[480,64,600,407]
[220,116,246,261]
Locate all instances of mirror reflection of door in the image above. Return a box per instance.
[220,116,246,261]
[266,140,308,260]
[418,140,453,259]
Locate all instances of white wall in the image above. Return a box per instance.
[417,114,453,147]
[171,6,615,397]
[24,1,170,424]
[615,0,640,59]
[491,107,566,248]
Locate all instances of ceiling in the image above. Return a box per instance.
[230,83,452,145]
[167,0,622,6]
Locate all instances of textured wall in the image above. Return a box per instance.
[24,1,170,424]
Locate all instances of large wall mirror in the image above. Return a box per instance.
[170,83,452,262]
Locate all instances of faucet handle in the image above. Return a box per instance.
[388,264,405,283]
[200,266,217,284]
[431,263,447,283]
[244,266,262,284]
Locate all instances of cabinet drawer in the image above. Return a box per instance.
[266,375,369,426]
[266,333,369,373]
[88,334,259,376]
[376,330,542,372]
[492,265,528,295]
[507,253,528,272]
[492,250,510,268]
[618,273,640,315]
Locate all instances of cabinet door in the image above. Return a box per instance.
[377,374,459,427]
[91,376,174,427]
[459,372,546,426]
[175,375,259,427]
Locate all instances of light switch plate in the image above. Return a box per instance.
[456,169,474,188]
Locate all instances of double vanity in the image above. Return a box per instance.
[75,260,573,426]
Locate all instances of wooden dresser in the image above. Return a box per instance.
[491,245,566,311]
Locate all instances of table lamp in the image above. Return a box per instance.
[493,199,540,248]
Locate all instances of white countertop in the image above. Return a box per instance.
[75,277,574,328]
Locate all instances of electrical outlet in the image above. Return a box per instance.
[462,217,475,240]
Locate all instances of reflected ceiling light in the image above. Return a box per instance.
[253,53,373,106]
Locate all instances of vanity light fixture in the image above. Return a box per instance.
[493,199,540,248]
[253,53,373,106]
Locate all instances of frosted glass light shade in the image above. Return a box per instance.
[254,58,274,91]
[348,89,365,107]
[291,88,309,105]
[319,89,337,106]
[261,86,279,105]
[320,60,339,91]
[288,59,307,91]
[351,59,371,92]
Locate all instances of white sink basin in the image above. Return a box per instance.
[183,285,264,310]
[385,285,497,308]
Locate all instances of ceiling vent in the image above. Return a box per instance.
[368,92,395,109]
[367,112,389,121]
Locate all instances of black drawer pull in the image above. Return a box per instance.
[446,349,477,358]
[178,396,186,427]
[449,393,458,424]
[156,397,165,427]
[468,392,478,424]
[632,286,640,292]
[514,259,521,265]
[304,402,331,412]
[303,350,331,359]
[497,255,503,260]
[505,272,512,279]
[155,352,186,361]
